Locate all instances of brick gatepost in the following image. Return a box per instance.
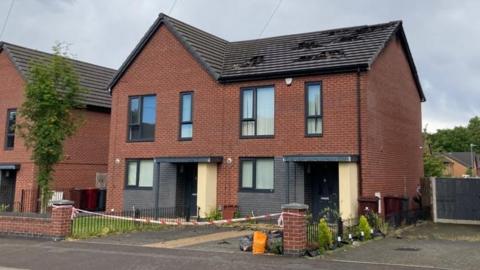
[282,203,308,256]
[51,200,74,240]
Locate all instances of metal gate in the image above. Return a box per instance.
[432,177,480,224]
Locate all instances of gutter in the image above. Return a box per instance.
[356,68,363,197]
[218,64,369,84]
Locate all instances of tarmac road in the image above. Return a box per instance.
[0,237,434,270]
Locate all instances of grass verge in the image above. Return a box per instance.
[70,216,167,239]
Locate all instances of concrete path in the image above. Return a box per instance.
[143,230,251,249]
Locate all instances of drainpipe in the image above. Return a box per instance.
[286,161,290,204]
[154,161,160,219]
[356,68,363,197]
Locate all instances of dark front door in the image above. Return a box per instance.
[181,164,198,217]
[0,170,16,211]
[308,162,339,221]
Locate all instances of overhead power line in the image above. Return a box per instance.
[0,0,15,40]
[168,0,179,15]
[258,0,283,38]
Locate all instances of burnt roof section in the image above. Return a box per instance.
[109,14,425,102]
[0,42,116,109]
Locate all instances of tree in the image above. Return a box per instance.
[17,44,85,213]
[428,116,480,153]
[429,126,470,152]
[423,127,445,177]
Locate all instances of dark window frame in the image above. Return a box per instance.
[239,85,275,139]
[304,82,323,137]
[179,91,194,141]
[4,108,16,150]
[127,94,156,142]
[124,159,154,190]
[239,157,275,193]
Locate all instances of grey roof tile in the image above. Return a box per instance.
[1,42,115,109]
[109,14,425,102]
[443,152,478,168]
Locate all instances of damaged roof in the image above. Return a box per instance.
[110,13,425,102]
[0,42,116,109]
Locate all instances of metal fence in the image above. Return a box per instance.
[71,206,192,238]
[0,188,39,215]
[0,188,81,215]
[306,207,430,245]
[307,217,357,245]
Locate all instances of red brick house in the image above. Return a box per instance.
[106,14,425,220]
[0,42,115,210]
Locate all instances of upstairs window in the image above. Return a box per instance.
[126,159,154,189]
[305,82,322,136]
[240,158,274,191]
[241,86,274,137]
[179,92,193,140]
[128,95,156,141]
[4,109,16,149]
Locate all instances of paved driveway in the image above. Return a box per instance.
[325,222,480,270]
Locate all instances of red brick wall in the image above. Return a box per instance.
[52,110,110,189]
[0,205,72,239]
[282,206,308,256]
[107,26,360,210]
[361,34,423,206]
[0,50,110,193]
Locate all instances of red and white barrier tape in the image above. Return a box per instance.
[72,207,305,227]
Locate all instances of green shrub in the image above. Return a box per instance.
[358,215,372,240]
[0,204,9,212]
[206,208,222,221]
[318,218,333,251]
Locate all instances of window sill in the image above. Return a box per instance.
[178,137,192,141]
[240,135,275,139]
[305,133,323,138]
[124,187,153,191]
[238,189,274,193]
[126,139,155,143]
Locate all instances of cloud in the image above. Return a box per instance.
[0,0,478,132]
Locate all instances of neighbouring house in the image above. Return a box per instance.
[0,42,115,211]
[438,152,479,177]
[106,14,425,220]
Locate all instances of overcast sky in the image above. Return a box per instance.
[1,0,478,132]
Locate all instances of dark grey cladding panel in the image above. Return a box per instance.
[158,162,177,208]
[123,189,155,211]
[237,157,305,216]
[123,162,177,210]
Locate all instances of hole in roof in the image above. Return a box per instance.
[240,55,265,67]
[337,34,362,42]
[294,50,345,62]
[294,40,323,50]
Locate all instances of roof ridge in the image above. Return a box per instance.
[230,21,401,44]
[159,13,229,44]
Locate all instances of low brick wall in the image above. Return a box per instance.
[0,201,73,240]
